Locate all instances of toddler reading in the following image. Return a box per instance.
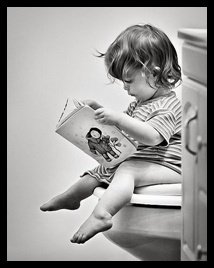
[40,24,182,244]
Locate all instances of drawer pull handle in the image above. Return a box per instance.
[184,109,198,155]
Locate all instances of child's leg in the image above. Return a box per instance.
[40,174,103,211]
[71,160,181,244]
[71,164,135,243]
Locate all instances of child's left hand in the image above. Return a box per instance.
[94,108,122,126]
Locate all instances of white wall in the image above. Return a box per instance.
[7,7,207,261]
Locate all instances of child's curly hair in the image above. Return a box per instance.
[97,24,182,89]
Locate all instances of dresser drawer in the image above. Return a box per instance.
[182,43,207,85]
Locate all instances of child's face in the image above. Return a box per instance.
[123,70,157,102]
[91,130,101,138]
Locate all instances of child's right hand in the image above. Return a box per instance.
[82,99,103,110]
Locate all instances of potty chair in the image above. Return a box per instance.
[93,183,182,261]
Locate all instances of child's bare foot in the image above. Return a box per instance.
[40,192,80,212]
[70,209,113,244]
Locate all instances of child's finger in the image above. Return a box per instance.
[94,108,104,115]
[96,118,106,124]
[95,114,105,120]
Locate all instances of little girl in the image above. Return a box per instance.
[40,24,182,244]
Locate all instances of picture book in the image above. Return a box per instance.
[55,98,137,167]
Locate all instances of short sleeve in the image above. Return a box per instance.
[146,109,176,146]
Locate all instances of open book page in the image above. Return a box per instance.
[56,98,85,129]
[55,99,137,167]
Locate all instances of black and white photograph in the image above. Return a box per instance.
[6,5,207,261]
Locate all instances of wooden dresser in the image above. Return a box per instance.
[178,28,207,261]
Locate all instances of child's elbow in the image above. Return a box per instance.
[152,135,165,146]
[142,133,164,146]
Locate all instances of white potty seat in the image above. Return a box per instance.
[93,183,182,207]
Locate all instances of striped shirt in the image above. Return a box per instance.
[81,91,181,184]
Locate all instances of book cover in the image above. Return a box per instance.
[55,99,137,167]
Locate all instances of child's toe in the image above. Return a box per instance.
[76,233,84,244]
[71,232,79,243]
[40,204,48,211]
[81,234,87,243]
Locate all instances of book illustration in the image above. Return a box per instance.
[86,127,121,162]
[55,99,137,167]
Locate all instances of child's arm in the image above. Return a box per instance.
[116,113,164,146]
[94,108,164,146]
